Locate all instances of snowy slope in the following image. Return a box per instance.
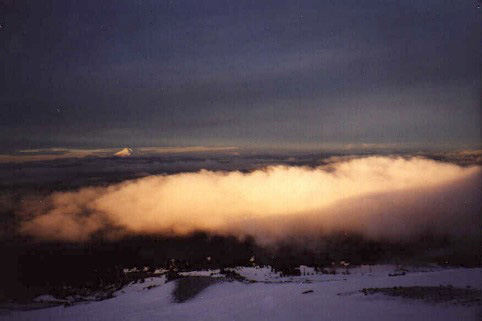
[1,266,480,321]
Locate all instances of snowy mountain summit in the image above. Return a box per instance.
[114,148,133,157]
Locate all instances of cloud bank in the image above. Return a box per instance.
[0,146,239,163]
[17,156,481,244]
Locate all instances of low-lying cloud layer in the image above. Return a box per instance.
[18,156,481,244]
[0,146,239,163]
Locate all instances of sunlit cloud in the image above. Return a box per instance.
[15,156,481,243]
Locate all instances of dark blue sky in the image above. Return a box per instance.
[1,0,480,152]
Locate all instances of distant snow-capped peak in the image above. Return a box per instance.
[115,148,133,157]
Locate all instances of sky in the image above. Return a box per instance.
[0,0,480,153]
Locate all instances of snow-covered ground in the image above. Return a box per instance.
[1,265,480,321]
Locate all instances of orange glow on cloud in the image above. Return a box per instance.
[18,156,481,243]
